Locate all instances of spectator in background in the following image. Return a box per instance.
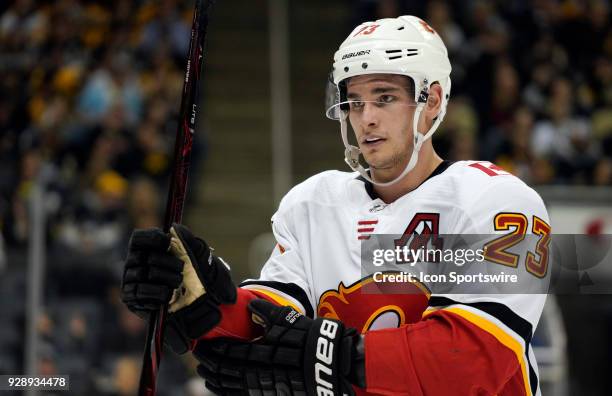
[490,59,521,127]
[109,355,140,396]
[494,106,540,184]
[4,147,43,246]
[127,177,162,229]
[0,0,47,50]
[532,77,599,183]
[590,56,612,178]
[77,49,143,125]
[426,0,464,54]
[130,120,172,181]
[523,61,556,118]
[437,95,479,162]
[593,157,612,185]
[57,169,128,255]
[426,0,466,84]
[139,0,191,63]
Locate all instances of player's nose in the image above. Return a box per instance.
[360,102,380,128]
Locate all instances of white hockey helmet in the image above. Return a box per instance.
[326,15,452,186]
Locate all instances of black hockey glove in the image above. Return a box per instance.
[194,299,366,396]
[121,223,237,354]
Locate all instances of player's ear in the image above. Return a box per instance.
[427,83,442,110]
[427,83,442,114]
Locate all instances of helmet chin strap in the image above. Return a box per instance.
[341,103,443,187]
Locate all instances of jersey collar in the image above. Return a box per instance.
[356,160,454,201]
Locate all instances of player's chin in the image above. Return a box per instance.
[365,156,393,171]
[360,144,386,159]
[361,153,381,169]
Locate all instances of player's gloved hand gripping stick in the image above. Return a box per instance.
[122,225,237,350]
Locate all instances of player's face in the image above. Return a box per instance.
[346,74,416,176]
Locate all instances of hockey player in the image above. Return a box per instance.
[121,16,550,395]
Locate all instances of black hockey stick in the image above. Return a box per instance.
[138,1,215,395]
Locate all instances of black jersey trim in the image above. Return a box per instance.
[428,296,538,395]
[239,280,315,318]
[356,160,454,200]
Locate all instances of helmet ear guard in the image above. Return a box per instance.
[417,78,430,105]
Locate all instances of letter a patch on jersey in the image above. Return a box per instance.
[394,213,444,263]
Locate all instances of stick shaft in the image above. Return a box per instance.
[138,1,213,394]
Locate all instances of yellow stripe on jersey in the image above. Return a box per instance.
[423,306,531,395]
[248,288,304,315]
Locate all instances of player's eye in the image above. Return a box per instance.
[376,95,396,105]
[349,100,365,110]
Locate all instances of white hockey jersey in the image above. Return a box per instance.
[241,160,550,396]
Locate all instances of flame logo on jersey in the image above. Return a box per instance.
[317,273,430,334]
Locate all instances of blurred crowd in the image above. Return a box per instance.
[0,0,205,395]
[356,0,612,185]
[1,0,612,395]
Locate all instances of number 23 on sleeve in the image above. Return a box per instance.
[484,213,551,278]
